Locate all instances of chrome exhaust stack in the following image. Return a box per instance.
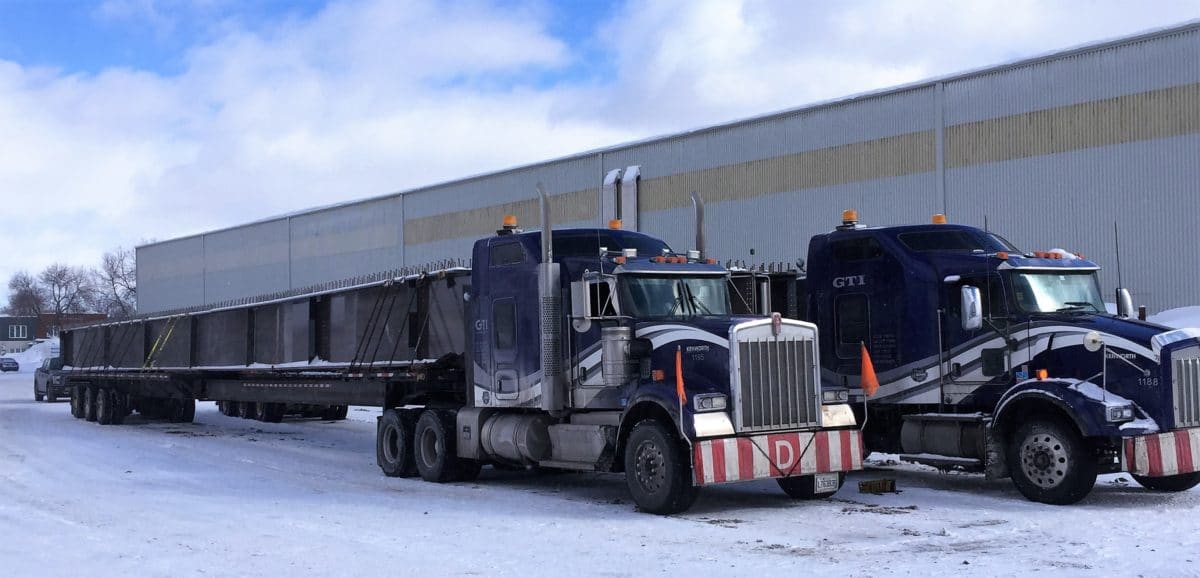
[691,191,705,259]
[537,183,565,415]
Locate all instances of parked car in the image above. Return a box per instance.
[0,357,18,372]
[34,357,65,402]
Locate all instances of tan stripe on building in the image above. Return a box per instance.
[403,188,597,246]
[947,82,1200,167]
[405,81,1200,246]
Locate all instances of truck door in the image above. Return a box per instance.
[941,274,1010,403]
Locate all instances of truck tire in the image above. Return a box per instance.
[83,385,99,422]
[777,473,846,500]
[1133,472,1200,492]
[257,402,284,423]
[623,419,700,514]
[238,401,256,420]
[35,384,43,402]
[1007,418,1097,505]
[70,386,84,418]
[96,387,115,425]
[377,409,418,477]
[414,409,474,483]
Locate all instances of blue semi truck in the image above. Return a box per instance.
[61,189,862,514]
[791,210,1200,504]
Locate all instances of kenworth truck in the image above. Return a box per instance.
[59,189,862,514]
[793,210,1200,504]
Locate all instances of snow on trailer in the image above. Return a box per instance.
[58,189,863,514]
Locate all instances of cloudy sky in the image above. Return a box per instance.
[1,0,1198,307]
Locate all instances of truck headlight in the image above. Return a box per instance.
[1107,405,1135,422]
[822,389,849,404]
[693,393,728,412]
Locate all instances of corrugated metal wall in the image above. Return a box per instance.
[137,22,1200,315]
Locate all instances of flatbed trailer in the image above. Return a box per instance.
[61,191,863,514]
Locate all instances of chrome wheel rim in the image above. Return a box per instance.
[1021,432,1070,489]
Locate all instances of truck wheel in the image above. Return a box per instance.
[1007,418,1097,505]
[96,387,115,425]
[623,419,700,514]
[377,409,418,477]
[414,409,470,483]
[70,386,84,418]
[777,473,845,500]
[1133,472,1200,492]
[83,386,99,422]
[238,401,256,420]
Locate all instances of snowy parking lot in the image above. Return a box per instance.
[2,370,1198,577]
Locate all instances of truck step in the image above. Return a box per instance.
[900,453,984,471]
[536,460,598,472]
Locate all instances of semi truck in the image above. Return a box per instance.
[60,189,863,514]
[791,210,1200,504]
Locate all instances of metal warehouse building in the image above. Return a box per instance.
[138,22,1200,315]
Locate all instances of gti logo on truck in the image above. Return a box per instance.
[832,275,866,288]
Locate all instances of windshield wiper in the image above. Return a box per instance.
[684,283,713,315]
[1057,301,1100,313]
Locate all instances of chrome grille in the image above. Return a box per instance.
[1174,355,1200,428]
[734,336,820,433]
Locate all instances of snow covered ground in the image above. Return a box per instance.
[1,371,1199,577]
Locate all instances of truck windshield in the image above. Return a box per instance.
[619,275,730,318]
[1010,271,1105,313]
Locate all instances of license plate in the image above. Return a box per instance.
[814,473,840,493]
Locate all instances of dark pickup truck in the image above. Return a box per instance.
[34,357,66,402]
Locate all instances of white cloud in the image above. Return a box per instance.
[1,0,1198,308]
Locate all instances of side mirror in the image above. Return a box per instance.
[961,285,983,331]
[570,281,592,332]
[1115,288,1134,318]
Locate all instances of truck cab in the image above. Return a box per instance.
[802,211,1200,504]
[453,205,862,513]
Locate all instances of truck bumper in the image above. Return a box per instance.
[1123,427,1200,477]
[692,428,863,486]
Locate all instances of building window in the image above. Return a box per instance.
[8,325,28,339]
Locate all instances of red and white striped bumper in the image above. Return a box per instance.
[1123,427,1200,477]
[692,429,864,486]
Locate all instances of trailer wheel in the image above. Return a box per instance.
[96,387,115,425]
[1133,472,1200,492]
[1007,418,1097,505]
[377,409,418,477]
[623,419,700,514]
[414,409,472,483]
[83,385,98,422]
[257,403,284,423]
[238,401,256,420]
[777,473,845,500]
[70,386,84,419]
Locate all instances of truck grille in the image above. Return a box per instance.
[1173,355,1200,428]
[734,335,820,433]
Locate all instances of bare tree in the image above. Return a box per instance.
[92,246,137,319]
[40,264,96,331]
[4,271,46,316]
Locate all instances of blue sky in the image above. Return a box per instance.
[0,0,1197,308]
